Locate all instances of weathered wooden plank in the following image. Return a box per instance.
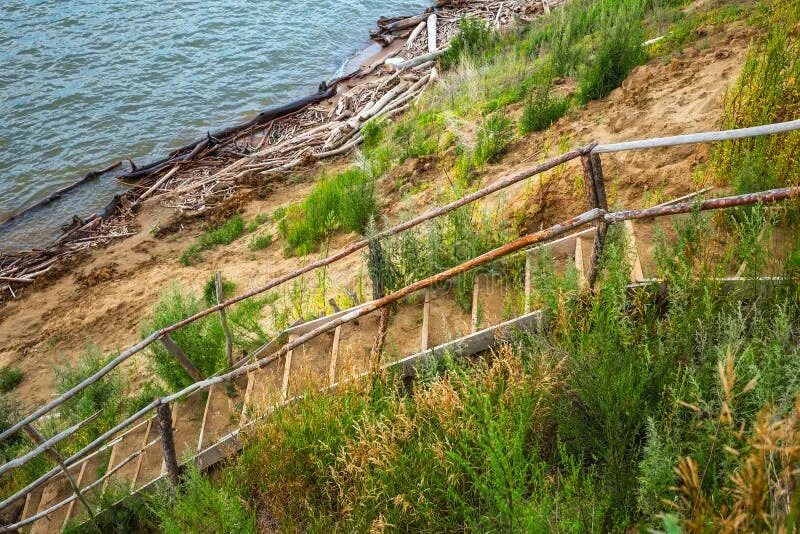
[161,335,202,382]
[215,272,234,369]
[329,326,342,386]
[624,220,644,282]
[593,120,800,154]
[575,236,587,289]
[421,289,431,351]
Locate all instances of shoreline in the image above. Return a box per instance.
[0,0,538,305]
[0,3,430,257]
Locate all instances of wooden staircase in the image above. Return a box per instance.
[18,216,765,531]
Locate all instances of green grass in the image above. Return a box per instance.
[142,283,270,391]
[709,0,800,193]
[147,207,800,532]
[520,85,570,134]
[575,2,647,103]
[473,112,514,166]
[278,168,377,256]
[0,367,22,393]
[202,275,236,306]
[179,215,246,266]
[248,232,272,251]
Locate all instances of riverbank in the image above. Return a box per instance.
[0,0,760,409]
[0,0,438,251]
[0,0,539,305]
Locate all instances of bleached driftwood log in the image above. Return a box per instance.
[427,14,438,52]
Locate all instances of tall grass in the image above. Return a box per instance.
[278,168,377,256]
[144,207,800,532]
[709,0,800,192]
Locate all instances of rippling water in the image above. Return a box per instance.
[0,0,428,251]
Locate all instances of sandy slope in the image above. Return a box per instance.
[0,21,753,409]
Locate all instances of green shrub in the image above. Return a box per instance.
[519,86,570,134]
[278,168,377,256]
[245,213,270,233]
[474,113,514,166]
[576,2,647,103]
[709,0,800,189]
[53,346,128,442]
[142,286,229,390]
[392,110,447,162]
[248,232,273,251]
[0,367,22,393]
[440,18,498,71]
[202,276,236,306]
[142,284,270,391]
[179,215,246,266]
[149,465,256,534]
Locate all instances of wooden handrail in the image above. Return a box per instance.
[592,119,800,153]
[0,144,590,445]
[3,117,800,520]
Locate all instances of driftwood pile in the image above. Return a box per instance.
[0,0,557,304]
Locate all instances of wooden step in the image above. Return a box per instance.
[241,356,285,420]
[198,377,246,451]
[29,461,83,534]
[624,220,644,282]
[382,297,425,365]
[426,287,471,348]
[334,310,384,380]
[61,451,106,529]
[131,426,164,492]
[286,334,333,398]
[169,391,207,464]
[20,485,45,525]
[101,419,150,494]
[471,275,512,331]
[129,419,161,492]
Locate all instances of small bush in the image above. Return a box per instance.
[278,168,377,256]
[520,86,570,134]
[54,346,127,439]
[245,213,270,233]
[149,465,256,534]
[143,284,269,391]
[474,113,514,166]
[248,232,273,251]
[179,215,246,266]
[0,367,22,393]
[142,286,229,390]
[440,18,498,71]
[709,0,800,188]
[576,3,647,103]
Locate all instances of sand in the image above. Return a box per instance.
[0,20,755,409]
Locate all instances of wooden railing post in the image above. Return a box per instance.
[215,272,234,369]
[22,425,96,524]
[583,152,609,288]
[156,402,180,487]
[161,334,203,382]
[370,307,391,374]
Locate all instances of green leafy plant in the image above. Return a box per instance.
[278,168,377,256]
[0,367,23,393]
[179,215,246,266]
[474,113,514,166]
[520,86,570,134]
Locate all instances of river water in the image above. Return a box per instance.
[0,0,428,252]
